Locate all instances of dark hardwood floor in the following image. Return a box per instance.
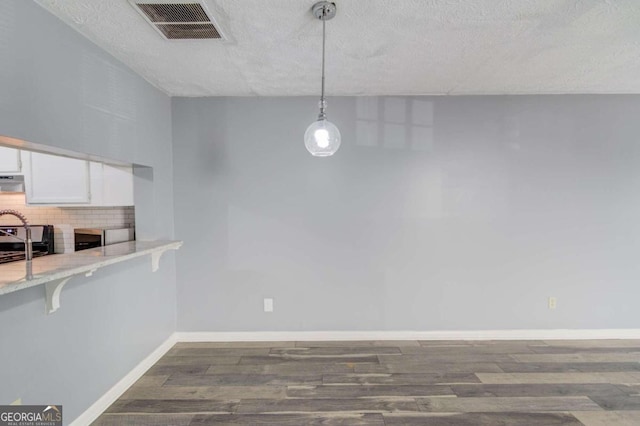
[93,340,640,425]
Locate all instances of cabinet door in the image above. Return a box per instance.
[102,164,134,206]
[25,152,90,204]
[87,162,134,206]
[0,146,21,173]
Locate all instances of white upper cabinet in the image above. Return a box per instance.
[0,146,22,174]
[24,152,91,204]
[89,163,134,206]
[22,151,134,206]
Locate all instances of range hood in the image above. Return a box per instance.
[0,175,25,193]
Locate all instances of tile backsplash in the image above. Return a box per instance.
[0,193,134,253]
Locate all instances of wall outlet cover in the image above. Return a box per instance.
[263,298,274,313]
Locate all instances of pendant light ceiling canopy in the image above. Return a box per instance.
[304,1,341,157]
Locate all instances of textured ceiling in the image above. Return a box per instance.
[36,0,640,96]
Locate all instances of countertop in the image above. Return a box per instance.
[0,240,182,297]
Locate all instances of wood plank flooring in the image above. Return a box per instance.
[93,340,640,425]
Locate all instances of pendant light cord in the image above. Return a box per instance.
[319,9,327,120]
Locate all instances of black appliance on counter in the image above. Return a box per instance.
[0,225,55,264]
[74,227,135,252]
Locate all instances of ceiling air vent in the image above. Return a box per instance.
[130,1,224,40]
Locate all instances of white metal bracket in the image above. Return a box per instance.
[151,242,182,272]
[45,277,73,314]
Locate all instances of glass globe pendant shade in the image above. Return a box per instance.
[304,119,341,157]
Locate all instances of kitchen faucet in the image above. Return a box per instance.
[0,209,32,262]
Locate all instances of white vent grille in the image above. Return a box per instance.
[137,3,209,23]
[157,23,221,39]
[130,1,224,40]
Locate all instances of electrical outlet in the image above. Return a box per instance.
[548,297,557,309]
[263,298,273,313]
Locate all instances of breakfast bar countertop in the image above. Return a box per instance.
[0,240,183,297]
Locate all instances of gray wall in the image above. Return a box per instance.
[0,1,176,423]
[172,96,640,331]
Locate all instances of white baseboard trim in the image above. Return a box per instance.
[70,333,178,426]
[176,329,640,342]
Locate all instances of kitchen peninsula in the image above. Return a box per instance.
[0,240,182,313]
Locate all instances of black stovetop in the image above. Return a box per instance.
[0,225,55,264]
[0,250,49,264]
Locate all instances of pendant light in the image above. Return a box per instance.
[305,1,341,157]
